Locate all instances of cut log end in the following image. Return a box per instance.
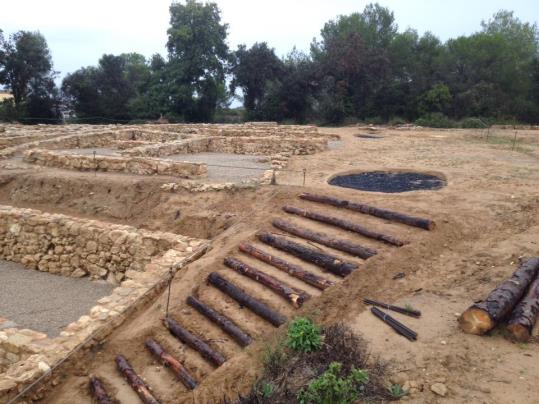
[506,323,531,342]
[459,307,494,335]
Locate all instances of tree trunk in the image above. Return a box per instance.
[506,277,539,342]
[186,296,253,347]
[459,258,539,335]
[207,272,287,327]
[224,257,310,308]
[299,193,435,230]
[89,376,114,404]
[238,242,335,290]
[283,205,407,246]
[115,355,160,404]
[256,232,358,277]
[145,338,197,390]
[272,218,377,259]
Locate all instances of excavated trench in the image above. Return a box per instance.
[329,171,446,193]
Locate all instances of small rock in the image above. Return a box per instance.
[431,383,448,397]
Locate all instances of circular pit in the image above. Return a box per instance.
[329,171,446,193]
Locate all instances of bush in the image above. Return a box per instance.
[388,116,407,126]
[364,116,385,125]
[286,317,322,353]
[459,117,488,128]
[415,112,456,128]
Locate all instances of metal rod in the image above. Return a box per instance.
[363,298,421,318]
[370,307,417,341]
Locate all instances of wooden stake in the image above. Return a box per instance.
[115,355,160,404]
[145,339,197,390]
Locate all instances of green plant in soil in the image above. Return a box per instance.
[286,317,323,353]
[389,383,408,398]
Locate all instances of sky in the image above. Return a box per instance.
[1,0,538,82]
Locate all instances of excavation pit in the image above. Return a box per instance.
[329,171,446,193]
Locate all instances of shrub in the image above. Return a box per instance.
[389,116,407,126]
[286,317,322,353]
[415,112,456,128]
[460,117,488,128]
[364,116,385,125]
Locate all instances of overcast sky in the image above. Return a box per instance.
[1,0,538,81]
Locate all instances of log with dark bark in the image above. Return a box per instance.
[238,242,335,290]
[459,258,539,335]
[256,232,358,277]
[272,218,377,259]
[299,193,435,230]
[207,272,287,327]
[164,317,226,367]
[283,205,407,246]
[89,376,114,404]
[145,338,197,390]
[186,296,252,347]
[224,257,310,308]
[115,355,160,404]
[506,277,539,342]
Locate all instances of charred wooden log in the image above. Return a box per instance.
[506,277,539,342]
[370,307,417,341]
[145,338,197,390]
[272,218,377,259]
[299,193,435,230]
[115,355,160,404]
[186,296,252,347]
[459,258,539,335]
[164,317,226,367]
[224,257,310,308]
[207,272,287,327]
[89,375,114,404]
[238,242,335,290]
[256,232,358,277]
[283,205,407,246]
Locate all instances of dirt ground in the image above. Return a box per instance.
[1,126,538,403]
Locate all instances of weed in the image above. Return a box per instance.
[388,384,407,399]
[286,317,322,353]
[259,382,274,398]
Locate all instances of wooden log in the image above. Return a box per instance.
[89,375,114,404]
[238,242,335,290]
[224,257,310,308]
[283,205,407,246]
[115,355,160,404]
[186,296,253,347]
[145,338,197,390]
[164,317,226,367]
[256,231,358,277]
[506,277,539,342]
[459,258,539,335]
[299,193,435,230]
[272,218,377,259]
[207,272,287,327]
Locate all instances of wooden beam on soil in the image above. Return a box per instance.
[272,218,377,259]
[370,307,417,341]
[506,276,539,342]
[145,338,197,390]
[283,205,407,246]
[459,258,539,335]
[89,376,114,404]
[164,317,227,367]
[299,193,435,230]
[224,257,311,308]
[207,272,287,327]
[186,296,253,347]
[238,242,335,290]
[256,231,358,277]
[115,355,161,404]
[364,298,421,318]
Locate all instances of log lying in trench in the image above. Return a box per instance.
[164,317,226,367]
[299,193,435,230]
[238,242,335,290]
[224,257,310,308]
[506,277,539,342]
[459,258,539,335]
[186,296,253,347]
[256,232,358,277]
[89,375,114,404]
[283,205,407,247]
[145,338,197,390]
[115,355,160,404]
[272,218,377,259]
[207,272,287,327]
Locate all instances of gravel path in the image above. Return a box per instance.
[0,260,113,336]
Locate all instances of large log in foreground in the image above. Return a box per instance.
[224,257,310,308]
[506,277,539,342]
[272,218,377,259]
[115,355,160,404]
[145,338,197,390]
[89,376,114,404]
[186,296,253,347]
[257,231,358,277]
[164,317,226,367]
[207,272,287,327]
[299,193,435,230]
[239,242,335,290]
[459,258,539,335]
[283,205,407,247]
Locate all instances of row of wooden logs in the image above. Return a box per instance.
[460,257,539,342]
